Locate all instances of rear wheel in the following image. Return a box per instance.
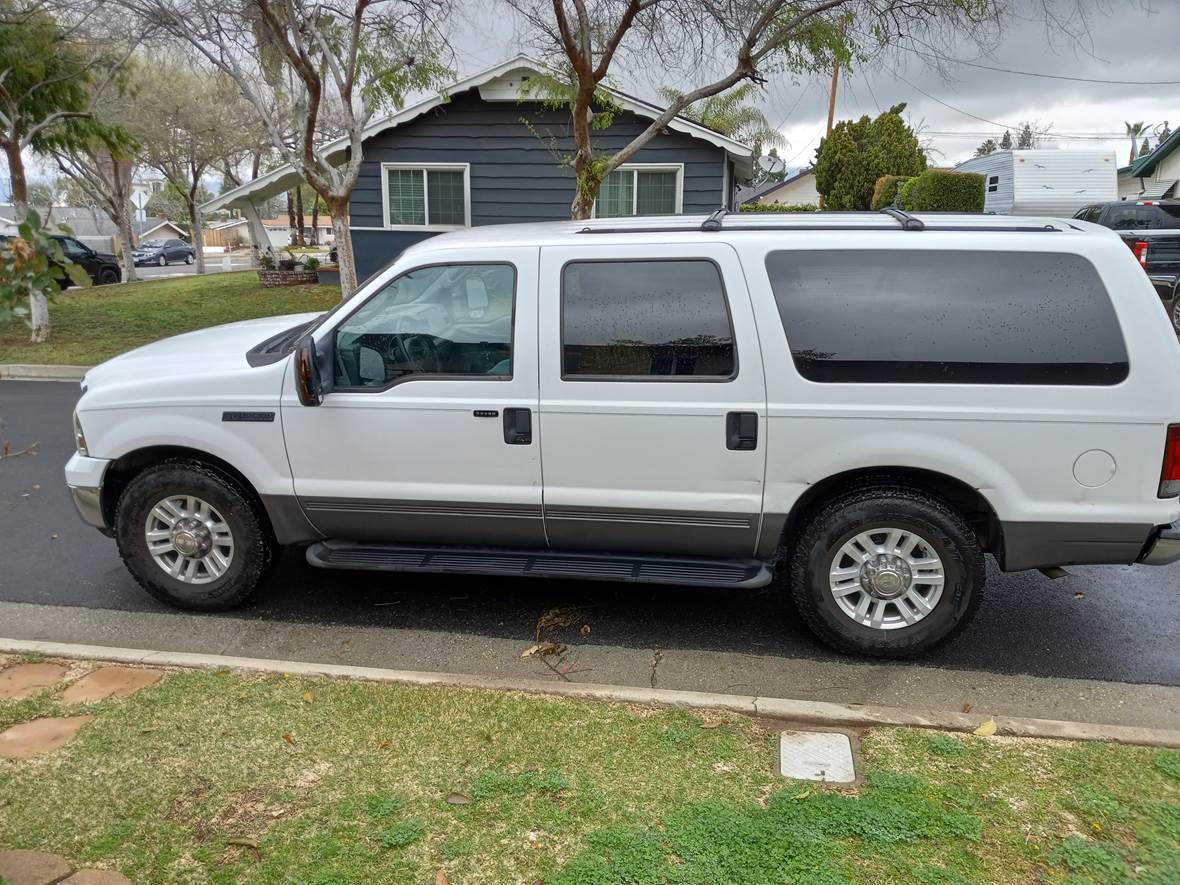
[788,485,984,658]
[1172,292,1180,334]
[114,460,276,611]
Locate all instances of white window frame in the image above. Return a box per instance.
[592,163,685,218]
[380,162,472,231]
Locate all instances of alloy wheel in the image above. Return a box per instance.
[144,495,234,584]
[828,526,945,630]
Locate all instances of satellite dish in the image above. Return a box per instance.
[758,155,785,174]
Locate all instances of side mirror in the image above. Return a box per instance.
[294,335,323,406]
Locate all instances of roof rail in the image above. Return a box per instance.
[701,208,727,231]
[879,207,925,231]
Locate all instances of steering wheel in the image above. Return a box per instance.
[398,334,443,373]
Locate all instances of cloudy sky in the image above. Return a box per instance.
[448,0,1179,170]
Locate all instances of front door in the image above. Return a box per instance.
[281,246,544,546]
[537,242,767,558]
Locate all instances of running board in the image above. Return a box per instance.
[306,541,773,588]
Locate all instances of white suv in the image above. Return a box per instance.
[65,211,1180,657]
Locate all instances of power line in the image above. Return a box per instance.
[908,48,1180,87]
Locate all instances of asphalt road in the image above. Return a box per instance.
[129,256,254,280]
[2,379,1178,689]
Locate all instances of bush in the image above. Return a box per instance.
[301,256,320,272]
[871,175,908,210]
[896,170,985,213]
[739,202,818,213]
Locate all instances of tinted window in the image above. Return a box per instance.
[1103,205,1161,230]
[333,263,515,388]
[766,250,1128,385]
[1156,205,1180,228]
[562,260,735,378]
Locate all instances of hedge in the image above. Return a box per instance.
[870,175,908,210]
[896,170,985,213]
[738,202,818,213]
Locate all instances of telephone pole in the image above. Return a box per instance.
[819,23,845,210]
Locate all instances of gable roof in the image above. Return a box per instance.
[737,167,814,204]
[1119,127,1180,178]
[139,220,187,239]
[202,54,754,214]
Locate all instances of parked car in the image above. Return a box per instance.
[65,211,1180,658]
[1074,200,1180,325]
[132,238,195,267]
[0,234,122,286]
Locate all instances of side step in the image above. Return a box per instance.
[306,541,773,588]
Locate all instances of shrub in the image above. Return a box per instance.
[897,170,985,213]
[739,202,818,213]
[871,175,908,210]
[302,256,320,272]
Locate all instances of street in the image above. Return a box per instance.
[127,253,254,281]
[2,379,1179,729]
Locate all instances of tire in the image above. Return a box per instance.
[185,253,194,265]
[157,255,167,267]
[114,459,276,611]
[1172,293,1180,335]
[788,484,984,658]
[98,268,119,285]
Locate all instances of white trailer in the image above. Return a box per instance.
[955,149,1117,216]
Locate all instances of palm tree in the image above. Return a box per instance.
[658,83,785,152]
[1125,121,1151,163]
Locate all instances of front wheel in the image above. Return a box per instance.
[788,485,984,658]
[98,268,119,285]
[184,253,194,265]
[157,255,167,267]
[114,460,277,611]
[1172,293,1180,334]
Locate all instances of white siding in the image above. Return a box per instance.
[955,153,1014,214]
[957,150,1117,216]
[752,171,820,206]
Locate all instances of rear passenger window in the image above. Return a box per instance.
[765,250,1128,385]
[561,260,735,378]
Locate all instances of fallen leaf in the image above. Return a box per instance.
[962,703,973,714]
[281,733,296,746]
[50,533,59,540]
[973,718,998,737]
[712,761,736,773]
[521,642,564,659]
[227,836,259,849]
[446,792,472,805]
[791,789,812,801]
[436,872,450,885]
[302,691,314,704]
[579,624,591,637]
[378,739,391,750]
[1074,592,1085,600]
[535,607,584,640]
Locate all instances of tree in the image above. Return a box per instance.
[974,138,998,157]
[1016,123,1035,150]
[999,129,1013,150]
[1139,138,1152,156]
[504,0,1023,219]
[813,103,926,210]
[1125,121,1149,162]
[0,2,132,341]
[118,0,450,297]
[144,182,214,232]
[658,83,784,150]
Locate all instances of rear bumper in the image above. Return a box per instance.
[64,452,112,535]
[1138,521,1180,566]
[1149,272,1179,303]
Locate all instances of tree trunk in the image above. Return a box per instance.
[116,203,138,283]
[188,197,206,274]
[327,198,356,298]
[569,86,599,220]
[295,188,306,246]
[286,191,297,246]
[5,140,50,342]
[310,198,319,246]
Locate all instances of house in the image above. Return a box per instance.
[262,215,335,249]
[954,149,1117,216]
[738,167,819,207]
[138,219,188,242]
[0,203,187,251]
[1118,128,1179,200]
[202,55,753,279]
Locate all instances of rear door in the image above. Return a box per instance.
[537,242,767,558]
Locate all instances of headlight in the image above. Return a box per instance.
[73,410,89,456]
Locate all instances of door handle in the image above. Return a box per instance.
[503,408,532,445]
[726,412,758,451]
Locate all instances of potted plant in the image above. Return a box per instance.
[257,248,319,287]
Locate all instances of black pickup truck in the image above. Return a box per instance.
[1075,200,1180,327]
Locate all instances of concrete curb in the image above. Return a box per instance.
[4,637,1180,748]
[0,364,89,381]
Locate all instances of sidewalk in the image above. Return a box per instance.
[2,651,1178,883]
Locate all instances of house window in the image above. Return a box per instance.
[594,165,683,217]
[382,164,469,229]
[987,175,999,193]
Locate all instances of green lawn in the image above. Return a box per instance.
[0,272,341,366]
[1,658,1177,884]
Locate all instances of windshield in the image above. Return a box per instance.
[138,240,165,248]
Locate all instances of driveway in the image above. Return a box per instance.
[2,380,1179,729]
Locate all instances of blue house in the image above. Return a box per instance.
[205,55,754,280]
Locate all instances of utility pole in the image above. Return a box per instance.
[819,23,845,210]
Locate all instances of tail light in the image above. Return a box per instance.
[1160,425,1180,498]
[1132,240,1149,268]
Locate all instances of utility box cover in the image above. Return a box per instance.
[779,730,856,783]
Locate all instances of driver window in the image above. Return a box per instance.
[333,263,515,388]
[61,238,88,257]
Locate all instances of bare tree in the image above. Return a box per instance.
[117,0,450,296]
[504,0,1088,218]
[52,146,139,280]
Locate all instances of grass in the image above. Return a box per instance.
[0,272,340,366]
[0,658,1177,884]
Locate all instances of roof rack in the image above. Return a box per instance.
[878,207,925,231]
[701,208,727,231]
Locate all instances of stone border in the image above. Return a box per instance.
[0,364,89,381]
[3,637,1179,748]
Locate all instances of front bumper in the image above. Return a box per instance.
[1138,520,1180,566]
[65,452,112,534]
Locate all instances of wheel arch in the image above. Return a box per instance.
[771,466,1004,559]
